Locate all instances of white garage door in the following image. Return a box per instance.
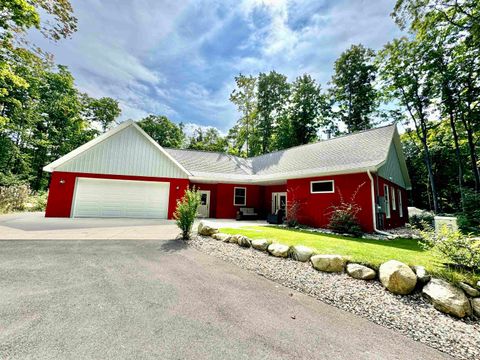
[72,178,170,218]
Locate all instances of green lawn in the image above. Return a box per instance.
[220,226,480,284]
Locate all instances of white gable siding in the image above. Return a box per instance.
[378,143,406,188]
[57,126,187,178]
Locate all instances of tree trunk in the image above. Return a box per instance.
[465,125,480,191]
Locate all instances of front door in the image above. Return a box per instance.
[272,192,287,214]
[198,190,210,218]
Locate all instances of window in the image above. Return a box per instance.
[398,189,403,218]
[391,187,396,211]
[234,187,246,206]
[384,184,391,219]
[310,180,334,194]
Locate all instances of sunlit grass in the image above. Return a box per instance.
[220,226,479,284]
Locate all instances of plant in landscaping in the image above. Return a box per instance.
[327,183,364,236]
[0,184,30,214]
[409,212,435,230]
[173,187,201,240]
[420,225,480,272]
[285,198,301,228]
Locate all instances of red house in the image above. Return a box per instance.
[43,121,411,232]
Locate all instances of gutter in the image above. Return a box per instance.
[367,170,391,236]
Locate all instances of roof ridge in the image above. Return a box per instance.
[248,123,397,160]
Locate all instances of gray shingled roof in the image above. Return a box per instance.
[165,125,396,179]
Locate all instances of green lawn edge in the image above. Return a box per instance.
[220,226,480,285]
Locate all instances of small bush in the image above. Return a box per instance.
[173,187,201,240]
[25,192,48,212]
[327,183,364,236]
[285,199,301,228]
[409,212,435,230]
[0,184,30,214]
[420,225,480,271]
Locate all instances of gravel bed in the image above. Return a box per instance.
[190,235,480,360]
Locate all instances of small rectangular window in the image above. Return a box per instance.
[398,190,403,218]
[234,187,246,206]
[391,187,396,210]
[384,185,391,219]
[310,180,334,194]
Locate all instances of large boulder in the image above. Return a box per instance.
[228,234,242,244]
[422,278,472,318]
[471,298,480,317]
[212,233,231,242]
[197,221,218,236]
[267,243,290,258]
[412,265,431,285]
[289,245,314,262]
[310,255,346,273]
[237,236,252,248]
[458,282,480,297]
[379,260,417,295]
[346,263,376,280]
[251,239,270,251]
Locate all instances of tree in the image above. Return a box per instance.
[137,115,184,148]
[188,127,227,152]
[82,96,121,132]
[378,38,440,213]
[229,74,258,156]
[288,74,325,146]
[257,71,290,154]
[330,44,378,132]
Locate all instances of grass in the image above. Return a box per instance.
[220,226,480,285]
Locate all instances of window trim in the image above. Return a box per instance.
[384,184,391,219]
[391,187,396,211]
[233,187,247,206]
[398,189,403,218]
[310,180,335,194]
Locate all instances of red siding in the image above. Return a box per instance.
[286,173,375,232]
[263,184,287,214]
[375,176,408,229]
[206,183,263,219]
[45,171,189,219]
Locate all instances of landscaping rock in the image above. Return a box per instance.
[412,265,431,285]
[477,280,480,289]
[471,298,480,317]
[211,233,231,242]
[379,260,417,295]
[310,255,346,273]
[197,221,218,236]
[251,239,270,251]
[458,282,480,297]
[267,243,290,258]
[346,263,376,280]
[236,236,252,248]
[422,278,472,318]
[228,234,242,244]
[289,245,314,262]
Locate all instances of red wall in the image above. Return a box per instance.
[45,171,189,219]
[215,183,264,218]
[263,184,287,214]
[286,173,375,232]
[375,176,408,229]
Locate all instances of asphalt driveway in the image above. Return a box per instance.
[0,239,451,359]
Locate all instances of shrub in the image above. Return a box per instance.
[285,199,301,228]
[409,212,435,230]
[173,187,201,240]
[420,225,480,271]
[327,184,364,236]
[25,192,48,212]
[0,184,30,214]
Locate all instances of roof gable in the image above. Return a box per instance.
[44,121,189,178]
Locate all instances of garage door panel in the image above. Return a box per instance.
[72,178,169,219]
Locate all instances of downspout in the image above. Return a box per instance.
[367,170,390,236]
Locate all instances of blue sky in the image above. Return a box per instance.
[33,0,402,132]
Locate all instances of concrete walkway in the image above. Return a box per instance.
[0,213,267,240]
[0,239,451,360]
